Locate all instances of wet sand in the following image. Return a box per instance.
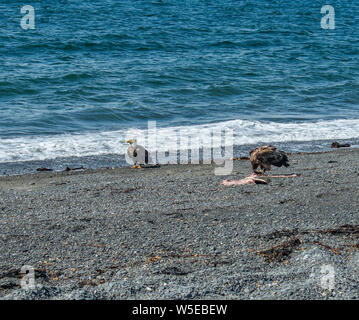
[0,148,359,299]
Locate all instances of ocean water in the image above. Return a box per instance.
[1,0,359,167]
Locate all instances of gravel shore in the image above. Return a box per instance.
[1,148,359,300]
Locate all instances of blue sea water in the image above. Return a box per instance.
[0,0,359,164]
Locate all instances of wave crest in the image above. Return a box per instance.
[0,118,359,163]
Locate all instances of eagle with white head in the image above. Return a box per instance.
[126,138,152,168]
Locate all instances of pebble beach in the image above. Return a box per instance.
[0,148,359,299]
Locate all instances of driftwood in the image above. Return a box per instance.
[331,141,351,148]
[65,166,85,172]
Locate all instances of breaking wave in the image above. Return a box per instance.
[1,118,359,163]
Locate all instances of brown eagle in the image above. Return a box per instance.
[249,145,289,174]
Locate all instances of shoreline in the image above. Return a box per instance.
[0,137,358,177]
[0,147,359,299]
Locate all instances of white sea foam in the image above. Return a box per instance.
[1,118,359,163]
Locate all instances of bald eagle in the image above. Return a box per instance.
[126,138,152,168]
[250,145,289,174]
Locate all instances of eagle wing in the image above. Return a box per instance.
[133,145,152,164]
[250,145,289,169]
[127,145,136,164]
[250,145,276,162]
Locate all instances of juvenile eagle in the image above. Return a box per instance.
[249,145,289,174]
[126,138,152,168]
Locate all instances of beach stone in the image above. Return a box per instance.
[0,149,359,299]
